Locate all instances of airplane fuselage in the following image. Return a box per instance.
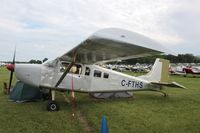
[15,61,156,93]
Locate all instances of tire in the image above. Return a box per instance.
[47,101,60,111]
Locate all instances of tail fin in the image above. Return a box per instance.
[139,58,170,83]
[139,58,186,89]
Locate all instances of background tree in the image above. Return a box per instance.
[29,60,42,64]
[42,58,48,63]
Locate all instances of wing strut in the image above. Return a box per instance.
[47,52,77,111]
[55,51,77,88]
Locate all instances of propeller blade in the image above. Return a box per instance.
[12,47,16,64]
[8,48,16,93]
[8,71,14,91]
[55,62,74,88]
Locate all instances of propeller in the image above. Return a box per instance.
[6,48,16,93]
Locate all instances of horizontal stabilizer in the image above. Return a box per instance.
[151,81,186,89]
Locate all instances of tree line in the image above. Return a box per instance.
[28,58,48,64]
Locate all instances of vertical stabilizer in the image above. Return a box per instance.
[139,58,170,83]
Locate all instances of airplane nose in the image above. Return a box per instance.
[15,64,41,87]
[6,64,15,71]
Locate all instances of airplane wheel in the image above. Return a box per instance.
[163,93,168,97]
[47,101,60,111]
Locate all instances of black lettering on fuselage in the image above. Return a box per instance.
[140,82,143,88]
[132,81,135,87]
[121,79,143,89]
[128,81,132,87]
[121,80,126,86]
[135,82,140,88]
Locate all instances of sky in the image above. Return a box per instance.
[0,0,199,61]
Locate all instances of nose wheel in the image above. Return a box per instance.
[47,90,60,111]
[47,100,59,111]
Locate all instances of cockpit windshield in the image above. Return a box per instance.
[44,59,58,67]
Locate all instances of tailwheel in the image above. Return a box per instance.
[47,100,60,111]
[159,91,168,97]
[162,92,168,97]
[152,90,168,97]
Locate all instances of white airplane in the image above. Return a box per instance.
[7,28,185,111]
[169,65,186,76]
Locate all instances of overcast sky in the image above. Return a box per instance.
[0,0,199,61]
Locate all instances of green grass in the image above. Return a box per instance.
[0,67,85,133]
[1,67,200,133]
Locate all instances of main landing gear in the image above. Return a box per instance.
[47,90,60,111]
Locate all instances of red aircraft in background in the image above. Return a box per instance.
[183,66,200,75]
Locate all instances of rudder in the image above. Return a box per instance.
[139,58,170,83]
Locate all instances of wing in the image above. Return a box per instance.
[59,28,171,64]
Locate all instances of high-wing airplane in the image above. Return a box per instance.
[7,28,185,111]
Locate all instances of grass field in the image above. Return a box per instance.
[0,67,200,133]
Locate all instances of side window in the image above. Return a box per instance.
[103,73,109,79]
[75,64,82,75]
[85,67,90,76]
[69,64,82,74]
[61,63,82,74]
[60,62,69,72]
[94,70,102,77]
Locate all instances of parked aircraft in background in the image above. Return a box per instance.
[183,66,200,75]
[0,62,6,67]
[170,65,200,77]
[169,66,186,76]
[6,28,185,111]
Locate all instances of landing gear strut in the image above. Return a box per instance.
[47,90,60,111]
